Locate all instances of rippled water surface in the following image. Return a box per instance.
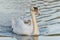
[0,0,60,40]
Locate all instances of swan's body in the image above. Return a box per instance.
[12,18,33,35]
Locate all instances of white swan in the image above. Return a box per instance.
[12,18,33,35]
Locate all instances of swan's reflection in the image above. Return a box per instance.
[16,35,38,40]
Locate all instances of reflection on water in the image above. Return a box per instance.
[15,36,38,40]
[33,36,38,40]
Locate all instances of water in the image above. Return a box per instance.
[0,0,60,40]
[15,36,60,40]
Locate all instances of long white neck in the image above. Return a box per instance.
[31,11,39,35]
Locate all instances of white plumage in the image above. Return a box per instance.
[12,18,33,35]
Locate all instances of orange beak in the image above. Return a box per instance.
[34,9,39,13]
